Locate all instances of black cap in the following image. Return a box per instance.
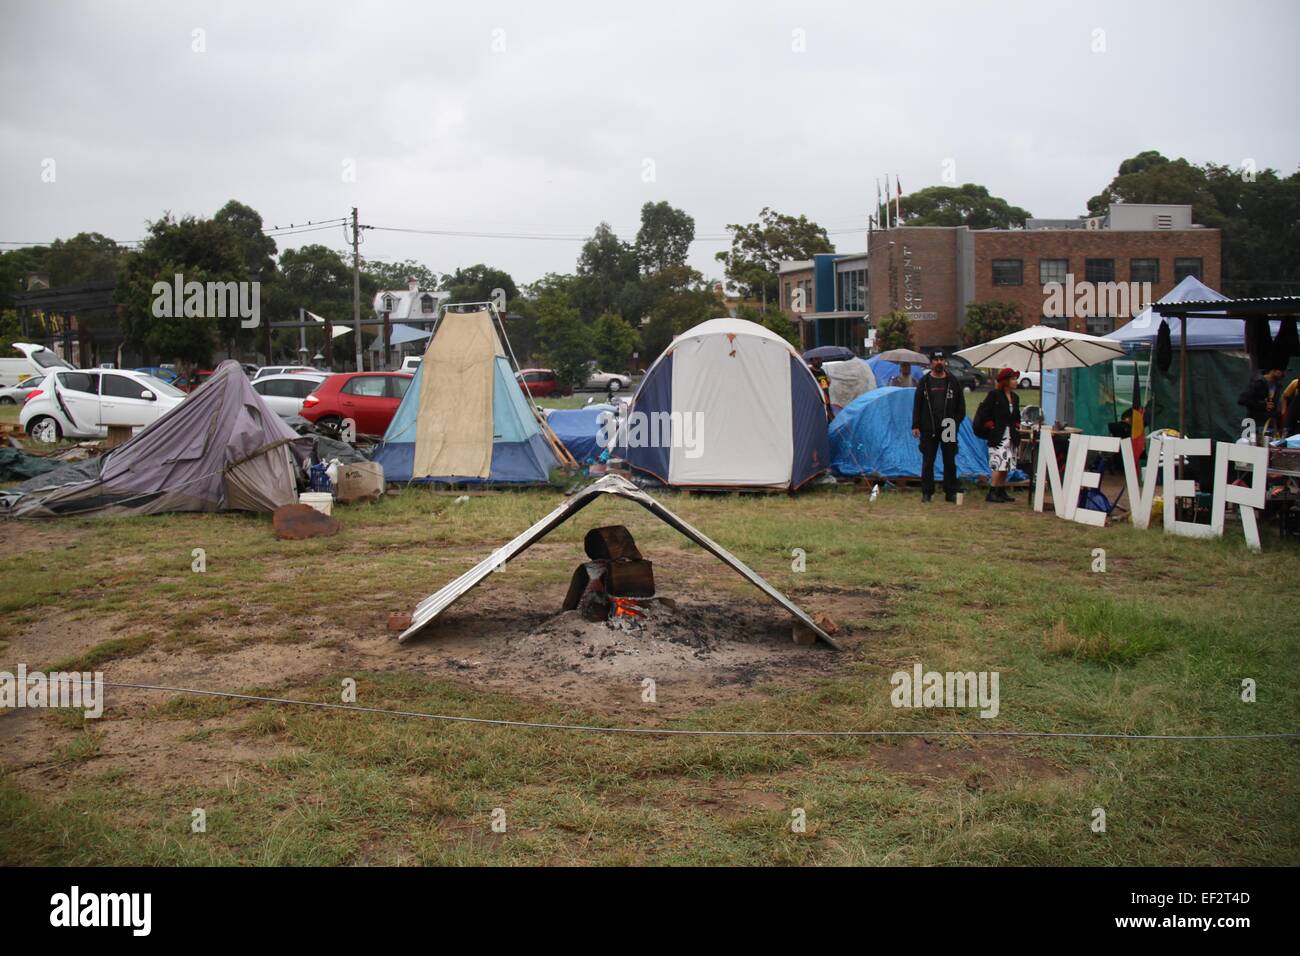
[930,349,946,359]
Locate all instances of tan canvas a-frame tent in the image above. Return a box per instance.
[371,306,573,483]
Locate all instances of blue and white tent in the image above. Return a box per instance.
[371,309,560,484]
[828,386,990,481]
[621,318,829,489]
[1107,276,1239,349]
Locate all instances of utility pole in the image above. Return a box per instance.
[350,206,363,372]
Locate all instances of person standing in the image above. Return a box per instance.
[976,368,1022,502]
[889,362,916,388]
[911,350,965,502]
[1239,366,1285,442]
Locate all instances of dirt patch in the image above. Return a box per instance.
[852,737,1086,790]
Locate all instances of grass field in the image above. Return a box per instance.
[0,465,1295,866]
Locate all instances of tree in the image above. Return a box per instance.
[590,312,641,371]
[1087,150,1300,296]
[264,244,363,364]
[444,264,518,306]
[365,259,441,293]
[535,287,594,389]
[737,304,799,347]
[962,300,1027,347]
[715,207,834,306]
[874,311,914,351]
[635,201,694,275]
[573,223,640,321]
[115,212,253,368]
[900,184,1031,229]
[640,284,725,358]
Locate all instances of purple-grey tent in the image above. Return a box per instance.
[1,361,310,518]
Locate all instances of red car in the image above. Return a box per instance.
[174,369,215,393]
[516,368,572,398]
[300,371,412,436]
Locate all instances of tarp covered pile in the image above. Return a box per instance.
[1,362,310,518]
[828,386,990,481]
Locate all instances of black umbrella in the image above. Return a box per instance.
[802,346,855,363]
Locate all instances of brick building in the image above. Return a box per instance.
[778,203,1222,352]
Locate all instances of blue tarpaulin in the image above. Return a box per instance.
[866,355,922,387]
[828,386,991,480]
[547,403,615,464]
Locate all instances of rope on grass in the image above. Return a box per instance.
[54,678,1300,741]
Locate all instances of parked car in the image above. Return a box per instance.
[132,366,182,386]
[252,365,318,381]
[21,368,186,442]
[942,354,986,393]
[581,365,632,392]
[0,342,74,389]
[173,369,216,392]
[516,369,572,398]
[0,379,44,405]
[1012,369,1042,389]
[299,371,412,436]
[251,372,331,418]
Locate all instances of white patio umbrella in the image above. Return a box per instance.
[955,325,1126,376]
[956,326,1125,503]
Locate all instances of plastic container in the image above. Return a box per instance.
[298,492,334,516]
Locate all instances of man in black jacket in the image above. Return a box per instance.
[1239,366,1285,441]
[911,349,965,502]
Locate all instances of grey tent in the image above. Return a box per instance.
[1,361,310,518]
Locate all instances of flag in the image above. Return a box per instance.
[884,174,892,227]
[896,176,903,223]
[1130,370,1145,462]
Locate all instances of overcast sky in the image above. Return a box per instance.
[3,0,1298,287]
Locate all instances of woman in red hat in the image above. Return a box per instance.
[976,368,1022,503]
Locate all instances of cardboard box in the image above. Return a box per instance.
[334,461,384,503]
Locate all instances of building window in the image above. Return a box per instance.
[1086,315,1116,335]
[1039,258,1068,286]
[838,268,866,312]
[783,282,792,309]
[992,259,1023,286]
[420,293,435,314]
[1041,313,1069,331]
[1130,258,1159,284]
[1174,257,1203,281]
[1085,258,1115,283]
[381,294,395,313]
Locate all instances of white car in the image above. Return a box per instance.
[0,342,74,389]
[20,368,186,443]
[251,372,329,418]
[582,367,632,392]
[1013,370,1041,388]
[0,379,44,405]
[252,365,318,381]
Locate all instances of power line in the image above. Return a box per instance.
[54,676,1300,742]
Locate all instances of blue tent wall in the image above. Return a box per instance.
[828,386,990,480]
[789,354,831,487]
[622,352,673,482]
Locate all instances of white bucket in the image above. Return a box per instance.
[298,492,334,516]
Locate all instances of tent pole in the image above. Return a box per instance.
[1178,320,1188,437]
